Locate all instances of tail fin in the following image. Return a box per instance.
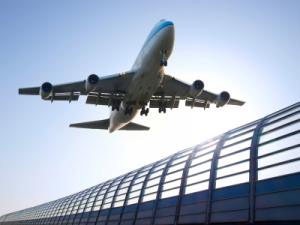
[69,119,150,131]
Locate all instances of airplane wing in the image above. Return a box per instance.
[153,74,245,108]
[18,71,134,102]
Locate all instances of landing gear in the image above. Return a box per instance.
[124,106,133,115]
[158,106,166,113]
[140,106,149,116]
[160,49,168,66]
[112,105,119,111]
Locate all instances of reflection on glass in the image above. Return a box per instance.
[228,124,256,138]
[218,150,249,167]
[186,171,210,185]
[126,197,139,205]
[185,181,208,194]
[258,160,300,180]
[188,161,211,176]
[217,161,249,178]
[165,170,183,182]
[260,122,299,144]
[215,172,249,188]
[258,133,300,156]
[146,177,161,187]
[266,107,300,123]
[224,131,253,147]
[144,185,158,195]
[220,139,251,156]
[168,162,185,173]
[142,193,157,202]
[163,179,181,191]
[263,113,300,133]
[161,188,179,199]
[191,153,213,166]
[194,144,216,157]
[258,147,300,168]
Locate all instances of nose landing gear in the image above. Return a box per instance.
[140,106,149,116]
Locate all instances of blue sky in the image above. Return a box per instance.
[0,0,299,215]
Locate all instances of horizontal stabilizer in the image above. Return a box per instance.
[69,119,149,131]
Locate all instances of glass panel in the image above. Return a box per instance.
[168,162,185,173]
[134,176,146,184]
[115,194,126,202]
[220,139,251,156]
[146,177,161,187]
[129,190,140,199]
[194,144,216,157]
[260,122,299,143]
[258,147,300,168]
[117,188,128,196]
[113,201,124,208]
[188,161,211,176]
[171,155,189,165]
[131,182,143,192]
[119,181,130,189]
[149,170,163,179]
[165,170,183,182]
[142,193,157,202]
[102,203,111,209]
[136,170,149,178]
[199,138,219,149]
[185,181,208,194]
[263,113,300,133]
[161,188,179,199]
[267,107,300,123]
[152,163,166,172]
[258,160,300,180]
[217,161,249,177]
[186,171,210,185]
[215,172,249,188]
[191,153,213,166]
[144,185,158,195]
[258,133,300,156]
[127,197,139,205]
[218,150,250,167]
[224,131,253,147]
[163,180,181,191]
[106,191,115,199]
[228,124,256,138]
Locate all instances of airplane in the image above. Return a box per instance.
[19,19,245,133]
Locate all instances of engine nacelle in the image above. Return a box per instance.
[40,82,53,100]
[85,74,99,92]
[189,80,204,97]
[216,91,230,107]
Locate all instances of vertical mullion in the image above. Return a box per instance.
[205,133,228,225]
[249,118,265,224]
[77,184,100,224]
[150,153,180,225]
[86,180,111,224]
[117,167,147,225]
[132,162,161,225]
[105,171,133,225]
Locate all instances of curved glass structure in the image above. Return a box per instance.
[0,102,299,225]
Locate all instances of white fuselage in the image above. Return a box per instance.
[108,20,175,132]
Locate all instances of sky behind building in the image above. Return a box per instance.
[0,0,299,215]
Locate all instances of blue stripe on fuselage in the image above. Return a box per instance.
[143,21,174,48]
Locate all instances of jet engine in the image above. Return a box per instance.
[85,74,99,92]
[189,80,204,97]
[216,91,230,107]
[40,82,53,99]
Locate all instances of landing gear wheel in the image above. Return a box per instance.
[159,107,166,113]
[112,105,119,111]
[140,107,149,116]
